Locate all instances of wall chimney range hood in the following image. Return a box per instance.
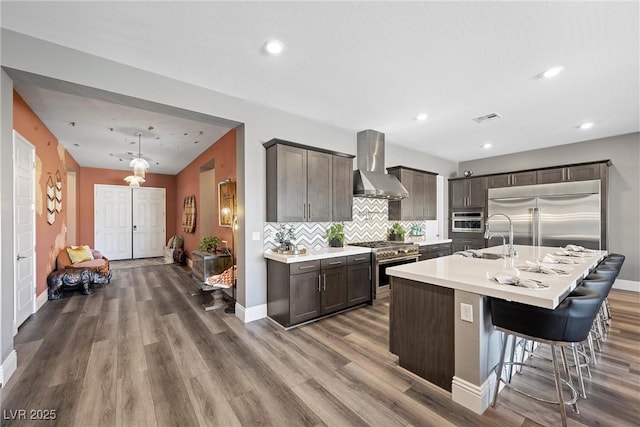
[353,129,409,200]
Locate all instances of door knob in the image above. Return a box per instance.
[133,225,137,231]
[17,255,27,261]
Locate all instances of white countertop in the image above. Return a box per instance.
[406,237,452,246]
[386,245,606,309]
[264,246,371,263]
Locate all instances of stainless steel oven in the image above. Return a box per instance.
[349,241,420,299]
[451,211,484,233]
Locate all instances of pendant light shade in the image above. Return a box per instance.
[125,132,149,187]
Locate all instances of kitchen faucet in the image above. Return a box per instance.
[485,213,516,258]
[485,232,507,257]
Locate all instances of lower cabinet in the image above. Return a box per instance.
[267,254,372,327]
[451,234,486,252]
[418,243,452,261]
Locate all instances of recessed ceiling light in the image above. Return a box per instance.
[542,66,564,79]
[415,113,428,121]
[483,143,492,149]
[264,39,285,55]
[580,122,594,130]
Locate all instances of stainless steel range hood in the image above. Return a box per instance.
[353,129,409,200]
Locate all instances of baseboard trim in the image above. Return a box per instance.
[613,279,640,293]
[451,373,496,414]
[0,350,18,388]
[36,291,48,311]
[235,303,267,323]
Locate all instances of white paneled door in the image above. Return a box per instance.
[94,185,165,260]
[14,132,36,330]
[132,187,166,258]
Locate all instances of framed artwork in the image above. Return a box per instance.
[218,180,236,227]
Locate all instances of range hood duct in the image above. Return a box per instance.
[353,129,409,200]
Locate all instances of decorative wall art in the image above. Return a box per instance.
[46,174,56,225]
[55,170,62,213]
[182,195,196,233]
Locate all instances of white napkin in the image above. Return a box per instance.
[543,254,578,264]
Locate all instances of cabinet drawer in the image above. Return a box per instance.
[321,257,347,269]
[426,244,442,253]
[347,254,371,265]
[290,260,321,275]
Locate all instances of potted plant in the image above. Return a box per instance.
[275,224,296,251]
[327,222,345,248]
[389,223,405,241]
[199,235,222,253]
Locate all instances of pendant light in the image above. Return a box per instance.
[124,132,149,187]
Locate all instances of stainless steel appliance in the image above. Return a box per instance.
[488,180,602,249]
[349,241,419,299]
[353,129,409,200]
[451,210,484,233]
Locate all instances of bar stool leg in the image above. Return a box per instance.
[492,332,510,407]
[571,344,587,399]
[551,345,569,427]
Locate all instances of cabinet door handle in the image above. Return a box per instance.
[566,168,571,181]
[354,257,367,262]
[328,261,342,265]
[303,203,306,220]
[309,203,312,220]
[299,265,316,270]
[323,274,326,291]
[368,265,371,280]
[318,275,321,292]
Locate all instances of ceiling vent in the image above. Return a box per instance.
[473,112,502,124]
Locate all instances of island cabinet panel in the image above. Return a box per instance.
[418,243,452,261]
[390,277,454,391]
[346,254,372,307]
[290,271,322,324]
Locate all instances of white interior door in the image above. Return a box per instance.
[132,187,166,258]
[14,132,36,330]
[95,184,133,260]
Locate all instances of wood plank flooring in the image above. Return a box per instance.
[1,263,638,426]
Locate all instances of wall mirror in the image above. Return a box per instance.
[218,179,236,227]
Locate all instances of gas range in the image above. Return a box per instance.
[349,241,420,261]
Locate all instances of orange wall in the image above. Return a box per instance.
[176,128,237,258]
[13,91,79,296]
[76,168,177,246]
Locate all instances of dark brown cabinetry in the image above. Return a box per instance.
[451,234,485,252]
[487,171,537,188]
[418,242,452,261]
[537,163,601,184]
[265,139,354,222]
[267,254,371,327]
[346,254,372,307]
[332,155,354,221]
[387,167,438,220]
[450,177,487,209]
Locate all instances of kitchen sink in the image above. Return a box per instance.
[481,253,504,260]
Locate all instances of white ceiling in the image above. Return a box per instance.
[2,1,639,170]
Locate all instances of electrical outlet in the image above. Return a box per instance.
[460,303,473,323]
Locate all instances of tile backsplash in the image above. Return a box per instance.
[263,198,438,251]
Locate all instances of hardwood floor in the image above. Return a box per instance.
[1,264,638,426]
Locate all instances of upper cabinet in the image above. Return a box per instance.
[537,163,602,184]
[450,176,487,209]
[265,139,354,222]
[487,171,537,188]
[387,167,438,221]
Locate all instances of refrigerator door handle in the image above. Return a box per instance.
[533,207,541,246]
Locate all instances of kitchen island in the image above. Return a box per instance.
[386,245,606,414]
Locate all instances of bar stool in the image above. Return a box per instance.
[490,287,602,427]
[592,264,619,327]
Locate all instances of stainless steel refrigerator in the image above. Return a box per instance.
[487,180,602,250]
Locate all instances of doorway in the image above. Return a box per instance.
[94,184,166,260]
[13,131,36,330]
